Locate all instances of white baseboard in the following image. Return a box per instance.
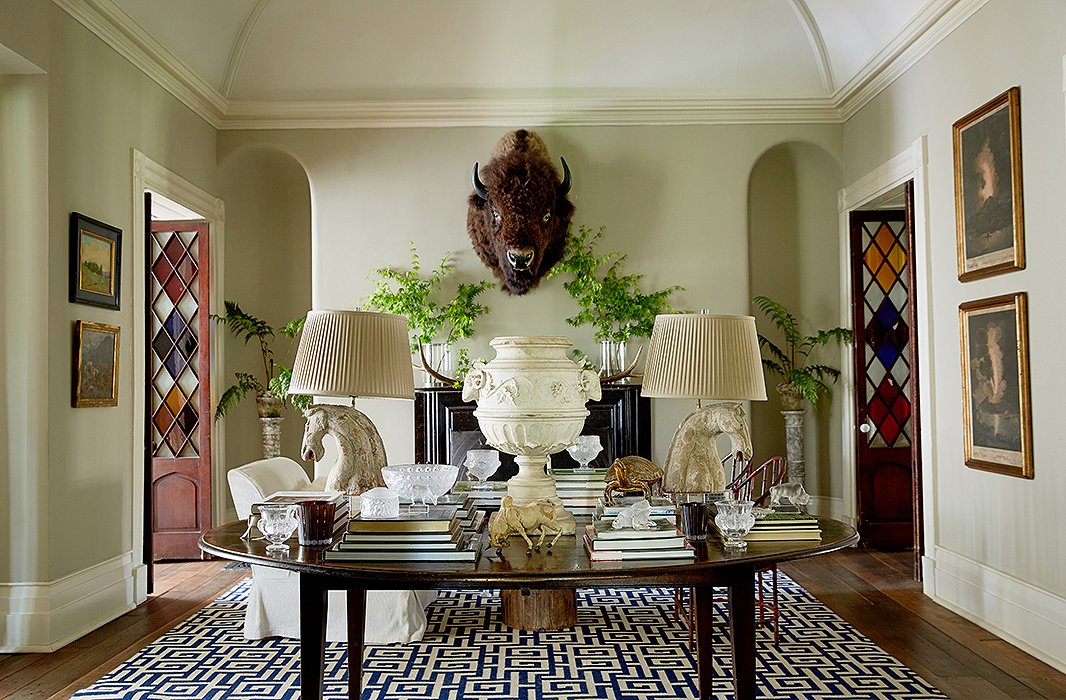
[806,495,850,523]
[926,546,1066,674]
[0,552,139,652]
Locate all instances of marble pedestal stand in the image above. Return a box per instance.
[781,409,806,485]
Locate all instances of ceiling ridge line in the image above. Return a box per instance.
[788,0,835,94]
[52,0,228,127]
[220,0,270,99]
[834,0,990,119]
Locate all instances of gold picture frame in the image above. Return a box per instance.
[952,87,1025,282]
[73,320,120,407]
[959,292,1032,478]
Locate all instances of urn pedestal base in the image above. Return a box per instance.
[507,456,577,535]
[501,589,578,630]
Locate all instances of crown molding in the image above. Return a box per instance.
[56,0,983,130]
[835,0,989,120]
[221,96,843,129]
[53,0,227,127]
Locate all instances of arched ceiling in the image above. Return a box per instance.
[54,0,986,128]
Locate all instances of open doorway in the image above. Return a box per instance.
[848,182,924,577]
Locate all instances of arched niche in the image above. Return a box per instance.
[216,145,312,473]
[746,141,843,500]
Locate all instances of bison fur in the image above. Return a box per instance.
[467,130,574,295]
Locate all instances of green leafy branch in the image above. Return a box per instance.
[211,301,309,420]
[752,295,853,406]
[363,244,493,353]
[548,225,682,342]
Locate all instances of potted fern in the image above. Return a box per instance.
[213,301,310,458]
[752,295,853,409]
[548,225,682,378]
[753,295,852,486]
[363,245,493,384]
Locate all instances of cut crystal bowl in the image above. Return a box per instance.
[381,464,460,505]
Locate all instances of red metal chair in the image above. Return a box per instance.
[675,456,788,647]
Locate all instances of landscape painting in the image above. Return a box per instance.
[70,212,122,309]
[73,321,120,407]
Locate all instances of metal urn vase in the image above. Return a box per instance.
[462,336,602,535]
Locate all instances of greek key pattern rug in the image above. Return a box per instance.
[72,575,946,699]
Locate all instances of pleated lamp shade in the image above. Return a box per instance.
[288,310,415,400]
[641,313,767,401]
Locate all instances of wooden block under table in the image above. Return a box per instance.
[500,589,578,630]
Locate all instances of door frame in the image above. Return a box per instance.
[837,137,937,574]
[131,150,225,601]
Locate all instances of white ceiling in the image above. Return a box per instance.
[54,0,986,128]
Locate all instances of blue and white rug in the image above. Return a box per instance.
[73,574,945,699]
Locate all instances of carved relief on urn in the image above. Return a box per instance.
[462,336,601,535]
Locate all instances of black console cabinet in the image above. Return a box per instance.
[414,383,652,481]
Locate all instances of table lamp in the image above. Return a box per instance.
[287,309,414,494]
[641,312,767,493]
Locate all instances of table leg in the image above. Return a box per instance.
[347,589,366,700]
[300,574,327,700]
[692,586,715,700]
[728,567,757,700]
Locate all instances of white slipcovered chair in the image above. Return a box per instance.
[227,456,436,643]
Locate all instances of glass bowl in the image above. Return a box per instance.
[381,464,460,505]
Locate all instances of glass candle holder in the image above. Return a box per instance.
[256,504,299,554]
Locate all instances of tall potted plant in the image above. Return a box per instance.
[213,301,310,458]
[548,225,682,378]
[753,295,852,484]
[364,245,493,384]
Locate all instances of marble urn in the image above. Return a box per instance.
[462,336,601,534]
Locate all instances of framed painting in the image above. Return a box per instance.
[959,292,1032,478]
[70,212,122,310]
[73,320,120,407]
[952,87,1025,282]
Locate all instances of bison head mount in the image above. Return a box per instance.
[467,130,574,295]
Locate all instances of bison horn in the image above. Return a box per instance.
[471,163,489,200]
[559,157,572,195]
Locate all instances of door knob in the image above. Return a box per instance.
[858,418,874,435]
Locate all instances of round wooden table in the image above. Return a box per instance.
[201,517,858,700]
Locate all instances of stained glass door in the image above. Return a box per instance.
[149,220,211,560]
[849,187,922,557]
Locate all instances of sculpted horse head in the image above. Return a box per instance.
[300,405,387,494]
[662,402,753,493]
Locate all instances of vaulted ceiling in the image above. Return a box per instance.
[55,0,985,128]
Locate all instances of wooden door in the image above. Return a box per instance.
[148,220,211,560]
[849,185,922,556]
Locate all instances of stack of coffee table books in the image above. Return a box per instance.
[739,510,822,541]
[324,503,482,562]
[583,516,694,561]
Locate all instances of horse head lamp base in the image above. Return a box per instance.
[661,402,753,494]
[300,404,387,494]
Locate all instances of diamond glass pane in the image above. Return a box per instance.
[150,227,203,460]
[860,215,912,449]
[163,234,186,264]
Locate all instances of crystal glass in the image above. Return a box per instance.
[464,449,501,490]
[381,464,460,506]
[565,435,602,472]
[714,499,756,549]
[360,487,400,519]
[256,504,299,554]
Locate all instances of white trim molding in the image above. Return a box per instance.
[806,496,848,523]
[54,0,987,130]
[0,553,139,652]
[132,150,226,572]
[837,137,933,536]
[926,547,1066,674]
